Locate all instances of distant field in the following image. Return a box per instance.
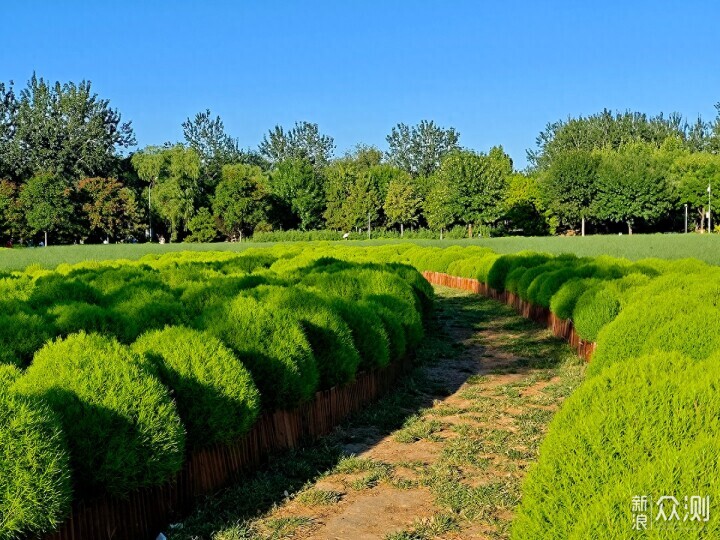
[1,233,719,272]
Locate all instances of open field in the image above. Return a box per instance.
[2,233,720,272]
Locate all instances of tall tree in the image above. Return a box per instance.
[540,149,599,235]
[182,109,240,187]
[213,164,269,241]
[77,177,143,241]
[19,173,74,245]
[424,182,460,239]
[131,145,201,241]
[385,120,459,176]
[592,142,673,235]
[384,176,421,236]
[259,122,335,168]
[270,158,325,230]
[0,180,22,239]
[668,149,720,232]
[342,174,381,233]
[8,75,134,181]
[503,173,551,236]
[434,148,512,236]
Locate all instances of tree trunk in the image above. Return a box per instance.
[239,230,243,242]
[468,223,473,238]
[440,228,444,241]
[627,222,633,235]
[400,223,404,237]
[44,231,48,247]
[581,217,585,237]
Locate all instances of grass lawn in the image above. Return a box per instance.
[1,233,720,272]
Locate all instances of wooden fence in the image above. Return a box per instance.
[41,355,413,540]
[421,271,596,361]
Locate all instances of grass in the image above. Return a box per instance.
[4,233,720,272]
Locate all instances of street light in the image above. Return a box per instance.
[685,203,688,234]
[708,183,712,234]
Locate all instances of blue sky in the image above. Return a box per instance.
[2,0,718,169]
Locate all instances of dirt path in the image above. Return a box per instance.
[171,286,584,540]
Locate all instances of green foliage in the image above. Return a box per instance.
[247,286,361,389]
[385,120,459,177]
[513,351,720,539]
[572,285,620,341]
[132,327,261,448]
[14,332,185,496]
[0,377,71,539]
[259,121,334,169]
[201,294,320,409]
[213,164,269,240]
[549,278,599,320]
[271,158,325,230]
[0,311,52,367]
[19,172,74,244]
[185,207,218,243]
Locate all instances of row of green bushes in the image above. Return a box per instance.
[0,247,432,539]
[323,242,716,538]
[250,225,472,243]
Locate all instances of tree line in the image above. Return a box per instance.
[2,75,720,245]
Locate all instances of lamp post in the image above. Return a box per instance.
[685,203,688,234]
[148,177,155,243]
[708,184,712,234]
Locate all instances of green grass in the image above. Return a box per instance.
[4,233,720,272]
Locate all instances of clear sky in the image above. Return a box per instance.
[2,0,718,169]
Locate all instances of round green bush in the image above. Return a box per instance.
[48,301,117,336]
[0,311,52,367]
[249,286,361,389]
[28,274,102,308]
[325,297,391,370]
[487,252,551,291]
[108,287,186,342]
[549,278,600,320]
[513,351,720,539]
[133,327,261,448]
[572,285,620,342]
[0,374,71,539]
[527,268,578,308]
[200,295,319,409]
[14,332,185,496]
[504,266,528,294]
[301,268,424,350]
[589,272,720,376]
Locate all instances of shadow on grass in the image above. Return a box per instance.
[168,288,577,540]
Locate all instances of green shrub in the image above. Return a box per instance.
[589,272,720,375]
[487,252,551,291]
[572,286,620,342]
[48,302,117,336]
[28,274,102,308]
[324,297,391,370]
[0,311,52,367]
[504,266,528,294]
[549,278,600,320]
[0,376,71,539]
[108,287,186,342]
[200,295,319,409]
[243,286,361,389]
[132,327,260,448]
[513,351,720,539]
[301,268,424,350]
[527,267,578,308]
[14,333,185,496]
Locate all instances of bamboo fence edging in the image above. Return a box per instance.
[40,354,414,540]
[421,271,597,361]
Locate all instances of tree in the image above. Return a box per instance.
[424,182,460,239]
[182,109,241,187]
[323,158,357,230]
[667,149,720,232]
[259,122,335,168]
[343,174,381,234]
[386,120,459,176]
[213,164,269,241]
[434,148,512,236]
[528,109,686,171]
[19,173,73,245]
[131,145,201,242]
[502,173,551,236]
[384,176,421,236]
[540,149,599,235]
[592,142,673,235]
[77,177,143,241]
[270,158,325,230]
[0,180,22,239]
[8,75,134,181]
[185,207,218,243]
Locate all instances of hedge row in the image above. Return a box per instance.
[0,247,431,539]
